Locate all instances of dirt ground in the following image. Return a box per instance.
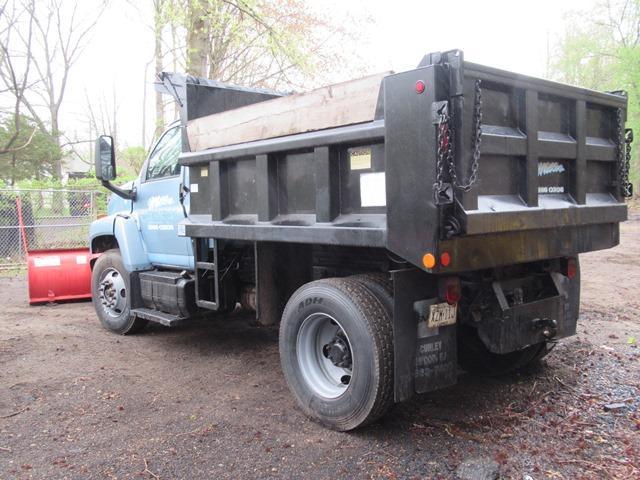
[1,216,639,480]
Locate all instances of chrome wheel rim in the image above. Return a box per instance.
[296,313,353,399]
[98,267,127,317]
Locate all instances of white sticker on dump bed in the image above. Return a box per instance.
[360,172,386,207]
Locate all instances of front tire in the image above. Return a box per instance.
[91,249,147,335]
[279,277,394,431]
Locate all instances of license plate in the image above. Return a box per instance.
[427,302,457,328]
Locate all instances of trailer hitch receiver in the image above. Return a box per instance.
[532,317,558,339]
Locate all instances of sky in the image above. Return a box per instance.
[57,0,595,169]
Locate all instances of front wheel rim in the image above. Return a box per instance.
[296,313,354,399]
[98,267,127,318]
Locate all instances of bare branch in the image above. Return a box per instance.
[0,0,106,177]
[0,125,37,154]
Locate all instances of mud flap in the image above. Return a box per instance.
[392,269,458,402]
[413,300,458,394]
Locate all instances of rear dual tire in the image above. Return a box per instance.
[457,324,550,376]
[279,276,394,431]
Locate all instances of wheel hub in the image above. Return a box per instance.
[322,334,352,369]
[296,314,354,399]
[98,268,126,317]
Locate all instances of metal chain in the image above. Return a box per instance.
[435,106,452,194]
[435,79,483,194]
[625,128,633,194]
[616,108,633,197]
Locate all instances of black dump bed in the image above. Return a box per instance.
[177,50,629,273]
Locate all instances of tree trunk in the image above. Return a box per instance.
[112,88,117,152]
[171,22,180,120]
[50,116,63,178]
[10,152,17,186]
[154,3,165,140]
[142,65,147,150]
[186,0,209,77]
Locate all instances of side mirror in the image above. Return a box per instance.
[95,135,116,181]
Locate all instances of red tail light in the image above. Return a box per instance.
[566,257,577,280]
[444,278,461,305]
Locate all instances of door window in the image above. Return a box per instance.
[145,127,182,180]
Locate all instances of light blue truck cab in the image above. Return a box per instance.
[89,121,193,272]
[88,73,281,338]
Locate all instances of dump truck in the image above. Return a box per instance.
[90,50,633,431]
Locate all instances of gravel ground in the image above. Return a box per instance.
[1,214,639,480]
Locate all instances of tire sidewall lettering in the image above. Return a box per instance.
[297,296,324,312]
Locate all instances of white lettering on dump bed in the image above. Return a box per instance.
[538,186,565,193]
[538,161,565,176]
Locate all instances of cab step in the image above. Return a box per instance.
[131,307,186,327]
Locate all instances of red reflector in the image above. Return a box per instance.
[567,258,577,280]
[445,282,461,305]
[440,252,451,267]
[415,80,425,94]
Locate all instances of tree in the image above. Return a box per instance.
[136,0,367,147]
[181,0,349,89]
[0,0,105,178]
[185,0,208,77]
[0,113,60,185]
[0,0,36,155]
[153,0,169,137]
[119,145,147,173]
[549,0,640,187]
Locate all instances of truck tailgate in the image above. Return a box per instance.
[459,61,628,234]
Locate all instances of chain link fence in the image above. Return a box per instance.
[0,189,105,270]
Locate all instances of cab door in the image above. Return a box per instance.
[134,125,193,269]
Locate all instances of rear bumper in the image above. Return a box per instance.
[463,199,627,235]
[438,222,618,273]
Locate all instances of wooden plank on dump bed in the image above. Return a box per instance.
[186,72,391,151]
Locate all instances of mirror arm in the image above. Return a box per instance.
[102,180,136,201]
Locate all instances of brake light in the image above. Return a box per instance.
[440,252,451,267]
[444,278,461,304]
[415,80,425,94]
[566,257,577,280]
